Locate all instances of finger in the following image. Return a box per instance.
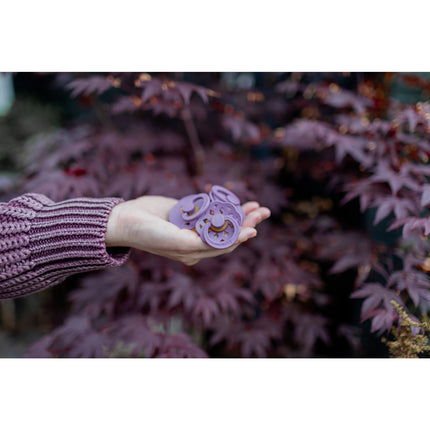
[242,201,260,215]
[238,227,257,243]
[242,207,271,228]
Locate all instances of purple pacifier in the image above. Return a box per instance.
[209,185,245,224]
[195,201,241,249]
[201,213,240,249]
[169,193,210,230]
[169,185,245,250]
[195,201,242,234]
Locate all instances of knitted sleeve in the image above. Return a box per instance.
[0,193,130,300]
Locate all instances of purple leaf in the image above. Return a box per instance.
[66,75,113,98]
[157,333,208,358]
[421,185,430,207]
[370,309,394,333]
[351,283,403,331]
[194,297,220,326]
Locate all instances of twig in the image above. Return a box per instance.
[181,106,205,176]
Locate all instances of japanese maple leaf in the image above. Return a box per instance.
[398,106,421,132]
[210,276,255,315]
[166,272,201,312]
[146,100,181,117]
[399,162,430,178]
[367,308,396,334]
[24,170,100,200]
[394,251,425,272]
[156,333,208,358]
[44,140,94,169]
[46,315,110,358]
[334,114,369,133]
[323,87,372,113]
[421,184,430,207]
[23,129,94,174]
[281,119,338,150]
[69,331,111,358]
[350,283,403,328]
[293,313,330,354]
[252,263,284,300]
[70,264,140,318]
[104,169,149,200]
[386,263,430,309]
[282,118,373,166]
[329,253,369,275]
[193,296,220,326]
[134,281,170,313]
[106,315,162,357]
[174,81,210,105]
[283,259,322,288]
[140,79,163,104]
[209,315,282,357]
[316,231,373,275]
[331,134,373,167]
[110,95,138,115]
[367,160,421,195]
[371,195,418,225]
[388,216,430,237]
[214,289,241,314]
[66,75,113,98]
[141,78,211,107]
[221,114,260,143]
[341,180,381,212]
[236,317,283,358]
[25,334,56,358]
[239,329,273,357]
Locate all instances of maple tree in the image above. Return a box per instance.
[3,71,430,358]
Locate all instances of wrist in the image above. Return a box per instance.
[105,201,127,247]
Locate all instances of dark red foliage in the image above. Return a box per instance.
[8,72,430,358]
[66,75,114,98]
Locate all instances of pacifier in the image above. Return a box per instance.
[209,185,245,224]
[168,193,210,230]
[169,185,244,249]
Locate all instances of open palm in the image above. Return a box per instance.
[106,195,271,265]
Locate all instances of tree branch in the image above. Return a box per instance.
[181,106,205,176]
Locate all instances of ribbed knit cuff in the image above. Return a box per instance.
[0,193,130,299]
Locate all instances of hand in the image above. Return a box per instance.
[105,195,271,265]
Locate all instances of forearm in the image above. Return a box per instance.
[0,193,130,300]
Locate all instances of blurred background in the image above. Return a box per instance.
[1,72,429,358]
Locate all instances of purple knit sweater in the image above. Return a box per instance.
[0,193,130,300]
